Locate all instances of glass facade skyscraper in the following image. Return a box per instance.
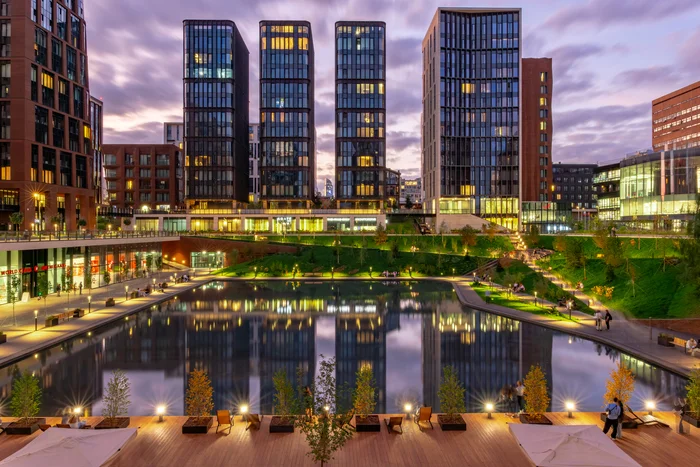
[422,8,521,230]
[335,21,386,208]
[259,21,315,208]
[183,20,249,208]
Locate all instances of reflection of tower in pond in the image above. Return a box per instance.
[258,316,316,414]
[186,315,250,412]
[520,323,553,410]
[335,313,399,414]
[423,305,522,412]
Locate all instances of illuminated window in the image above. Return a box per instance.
[378,83,384,94]
[462,83,474,94]
[125,180,133,190]
[298,38,308,50]
[460,185,475,196]
[261,37,266,49]
[357,83,374,94]
[540,97,547,106]
[83,124,90,139]
[540,72,547,82]
[540,121,547,130]
[358,156,374,167]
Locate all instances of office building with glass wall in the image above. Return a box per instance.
[593,162,620,222]
[249,123,260,204]
[422,8,521,230]
[259,21,314,208]
[183,20,249,209]
[619,147,700,230]
[335,21,386,209]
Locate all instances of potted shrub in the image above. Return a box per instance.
[353,365,380,432]
[182,369,214,434]
[437,366,467,431]
[73,308,85,318]
[296,356,353,466]
[600,363,636,429]
[105,297,116,307]
[95,369,131,429]
[270,369,298,433]
[682,368,700,427]
[6,371,45,435]
[45,315,59,327]
[520,364,553,425]
[657,333,674,347]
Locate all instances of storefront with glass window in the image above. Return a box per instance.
[0,243,163,305]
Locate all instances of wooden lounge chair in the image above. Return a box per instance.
[385,416,403,434]
[216,410,233,434]
[414,407,433,431]
[625,405,669,428]
[245,414,263,431]
[336,409,355,432]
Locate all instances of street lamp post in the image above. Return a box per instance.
[125,285,129,301]
[534,291,538,307]
[369,266,372,278]
[34,310,38,331]
[88,295,91,314]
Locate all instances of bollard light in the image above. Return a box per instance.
[645,400,655,415]
[73,406,82,416]
[156,404,166,422]
[565,401,576,418]
[34,310,38,331]
[240,404,249,415]
[485,402,494,419]
[323,405,330,413]
[88,295,92,313]
[125,285,129,301]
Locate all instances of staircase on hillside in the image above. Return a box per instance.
[509,231,527,252]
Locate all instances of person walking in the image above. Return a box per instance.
[604,310,613,331]
[593,310,600,330]
[603,397,621,440]
[56,283,61,297]
[515,380,525,414]
[616,399,625,439]
[79,282,83,295]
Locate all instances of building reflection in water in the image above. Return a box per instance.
[0,281,686,415]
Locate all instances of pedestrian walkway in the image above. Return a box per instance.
[0,270,212,367]
[450,277,699,377]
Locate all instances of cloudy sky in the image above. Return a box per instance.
[87,0,700,191]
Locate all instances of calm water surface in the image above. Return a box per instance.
[0,281,686,416]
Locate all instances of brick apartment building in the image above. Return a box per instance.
[521,57,553,202]
[0,0,95,231]
[102,144,183,212]
[652,80,700,151]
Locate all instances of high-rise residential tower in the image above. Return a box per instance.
[335,21,386,209]
[521,58,552,202]
[90,96,104,206]
[0,0,95,231]
[259,21,314,208]
[249,123,260,203]
[183,20,249,209]
[422,8,521,230]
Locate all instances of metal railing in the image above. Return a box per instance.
[0,230,180,243]
[133,207,438,216]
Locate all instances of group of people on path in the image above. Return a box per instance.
[594,309,613,331]
[496,380,526,416]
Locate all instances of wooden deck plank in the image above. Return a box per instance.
[0,412,698,466]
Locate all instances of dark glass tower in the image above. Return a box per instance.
[183,20,249,209]
[259,21,315,208]
[335,22,386,209]
[422,8,521,230]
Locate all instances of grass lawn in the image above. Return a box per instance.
[216,244,480,279]
[202,233,513,258]
[485,260,594,315]
[471,283,578,322]
[527,235,683,259]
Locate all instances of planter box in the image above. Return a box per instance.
[45,317,59,327]
[6,418,46,435]
[182,416,213,434]
[657,336,674,347]
[355,415,380,432]
[105,298,116,307]
[438,414,467,431]
[598,413,637,429]
[519,414,553,425]
[682,413,700,428]
[0,333,6,344]
[73,308,85,318]
[95,417,130,430]
[269,416,295,433]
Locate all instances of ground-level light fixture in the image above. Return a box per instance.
[565,401,576,418]
[34,310,38,331]
[156,404,166,422]
[485,402,494,419]
[240,404,249,415]
[125,285,129,301]
[645,400,655,415]
[88,295,92,313]
[323,405,330,413]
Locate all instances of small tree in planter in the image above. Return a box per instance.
[296,356,353,466]
[437,365,466,430]
[77,218,87,230]
[123,218,132,229]
[6,371,44,434]
[103,269,111,285]
[603,363,635,427]
[353,364,379,431]
[9,212,23,234]
[96,369,131,429]
[7,273,21,326]
[270,369,299,433]
[183,369,214,433]
[683,368,700,427]
[521,365,552,425]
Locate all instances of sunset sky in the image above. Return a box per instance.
[87,0,700,191]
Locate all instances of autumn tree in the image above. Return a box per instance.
[525,225,541,248]
[564,238,585,269]
[604,363,635,406]
[604,236,625,281]
[460,226,478,255]
[553,234,567,253]
[186,369,214,417]
[523,365,550,417]
[374,223,388,246]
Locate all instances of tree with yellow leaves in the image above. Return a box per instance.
[604,362,635,405]
[186,369,214,417]
[524,364,550,417]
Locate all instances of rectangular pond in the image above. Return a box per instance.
[0,280,686,416]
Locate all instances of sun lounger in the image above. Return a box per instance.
[245,414,263,431]
[216,410,233,434]
[625,405,669,428]
[385,416,403,434]
[414,406,433,431]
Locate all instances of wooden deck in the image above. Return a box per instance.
[1,412,699,466]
